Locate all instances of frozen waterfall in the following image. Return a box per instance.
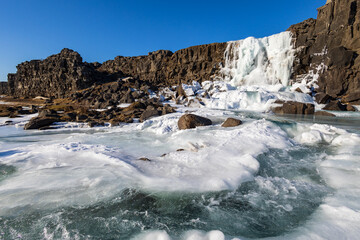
[220,31,295,87]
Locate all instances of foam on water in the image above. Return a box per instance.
[1,110,360,239]
[0,112,296,216]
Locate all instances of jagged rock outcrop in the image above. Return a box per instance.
[7,43,226,98]
[4,0,360,103]
[98,43,227,86]
[288,0,360,104]
[7,48,108,98]
[0,82,8,95]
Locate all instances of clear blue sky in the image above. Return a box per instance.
[0,0,324,82]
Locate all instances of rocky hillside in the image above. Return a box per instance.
[7,49,109,98]
[6,44,226,98]
[289,0,360,104]
[4,0,360,104]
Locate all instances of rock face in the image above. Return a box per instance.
[178,114,212,130]
[4,1,360,103]
[98,43,227,87]
[288,0,360,103]
[7,48,106,98]
[7,43,226,98]
[0,82,8,95]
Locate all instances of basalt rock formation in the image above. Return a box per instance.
[4,0,360,106]
[0,82,8,95]
[288,0,360,104]
[98,43,227,87]
[7,48,109,98]
[6,44,226,98]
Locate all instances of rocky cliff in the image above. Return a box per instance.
[0,82,8,95]
[98,43,226,87]
[6,43,226,98]
[289,0,360,104]
[5,0,360,103]
[7,48,106,98]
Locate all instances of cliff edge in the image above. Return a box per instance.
[289,0,360,104]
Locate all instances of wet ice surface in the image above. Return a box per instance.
[0,108,359,240]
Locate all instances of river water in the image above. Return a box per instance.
[0,108,360,240]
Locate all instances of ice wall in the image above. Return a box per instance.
[220,31,295,87]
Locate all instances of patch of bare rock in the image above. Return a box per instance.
[178,114,212,130]
[221,118,242,128]
[271,101,315,116]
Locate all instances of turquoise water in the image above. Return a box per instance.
[0,112,359,239]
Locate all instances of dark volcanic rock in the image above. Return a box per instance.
[178,114,212,130]
[139,107,159,122]
[272,101,315,115]
[8,48,105,98]
[5,0,360,106]
[76,114,88,122]
[315,92,332,104]
[346,104,357,111]
[24,117,57,130]
[314,111,336,117]
[288,0,360,100]
[6,42,226,99]
[0,82,8,95]
[98,44,227,87]
[323,101,347,111]
[342,91,360,104]
[221,118,243,128]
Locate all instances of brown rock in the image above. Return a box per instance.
[139,106,159,122]
[314,111,336,117]
[109,119,120,126]
[272,101,315,115]
[162,104,176,115]
[0,82,8,95]
[7,48,103,98]
[342,92,360,104]
[346,104,357,112]
[24,117,57,130]
[315,92,332,104]
[221,118,243,128]
[323,101,347,111]
[76,114,88,121]
[294,87,303,93]
[176,84,187,97]
[288,1,360,102]
[38,109,59,118]
[117,114,133,123]
[178,114,212,130]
